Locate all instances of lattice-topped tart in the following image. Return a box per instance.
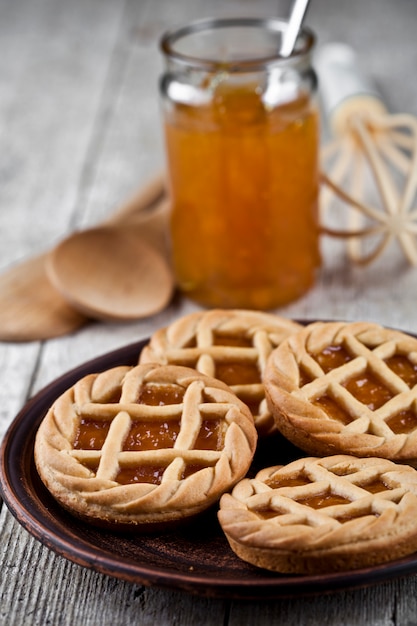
[218,455,417,573]
[139,309,302,435]
[264,321,417,463]
[34,363,257,529]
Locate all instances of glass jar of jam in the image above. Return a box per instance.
[159,17,321,310]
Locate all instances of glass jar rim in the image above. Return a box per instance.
[159,17,316,72]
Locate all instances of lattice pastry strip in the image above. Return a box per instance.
[218,455,417,573]
[35,363,257,528]
[139,309,302,435]
[264,321,417,463]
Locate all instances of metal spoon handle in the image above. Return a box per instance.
[280,0,311,57]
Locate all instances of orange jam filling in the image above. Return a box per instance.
[343,369,393,410]
[386,409,417,434]
[297,491,351,509]
[138,384,185,405]
[123,420,180,451]
[266,474,311,489]
[74,418,111,450]
[255,508,282,520]
[122,418,223,452]
[363,478,390,493]
[215,361,260,386]
[182,462,212,479]
[313,345,352,373]
[116,463,214,485]
[103,389,122,403]
[79,459,100,474]
[195,419,223,450]
[212,332,253,347]
[314,394,353,425]
[385,355,417,388]
[299,368,313,386]
[116,465,165,485]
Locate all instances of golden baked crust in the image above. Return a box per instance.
[34,363,257,529]
[264,321,417,463]
[139,309,302,435]
[218,455,417,573]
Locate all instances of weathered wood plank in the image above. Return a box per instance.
[0,342,40,442]
[0,508,228,626]
[0,0,124,269]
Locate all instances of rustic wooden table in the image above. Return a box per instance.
[1,0,417,624]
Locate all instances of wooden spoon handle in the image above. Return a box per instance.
[111,197,172,259]
[103,172,166,226]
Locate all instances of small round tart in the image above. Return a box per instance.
[34,363,257,529]
[218,455,417,574]
[139,309,302,435]
[264,321,417,463]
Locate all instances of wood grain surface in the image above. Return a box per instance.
[1,0,417,624]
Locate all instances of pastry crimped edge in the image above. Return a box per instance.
[263,320,417,463]
[139,308,303,436]
[34,363,257,530]
[218,455,417,574]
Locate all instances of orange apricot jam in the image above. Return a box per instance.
[122,420,180,451]
[296,491,351,509]
[362,478,390,493]
[314,368,395,422]
[195,419,223,450]
[314,344,353,373]
[385,355,417,388]
[212,332,253,347]
[298,368,314,386]
[74,418,110,450]
[137,384,184,405]
[116,465,165,485]
[215,361,260,387]
[164,83,321,309]
[386,409,417,434]
[266,474,311,489]
[313,394,353,425]
[343,370,394,410]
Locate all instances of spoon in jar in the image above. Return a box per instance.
[263,0,311,108]
[280,0,311,57]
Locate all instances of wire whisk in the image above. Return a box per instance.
[317,43,417,266]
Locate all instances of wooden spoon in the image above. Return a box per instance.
[0,173,167,341]
[0,252,87,342]
[45,202,174,321]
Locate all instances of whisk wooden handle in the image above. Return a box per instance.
[318,44,417,267]
[315,43,387,135]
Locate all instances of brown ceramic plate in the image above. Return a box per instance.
[2,335,417,599]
